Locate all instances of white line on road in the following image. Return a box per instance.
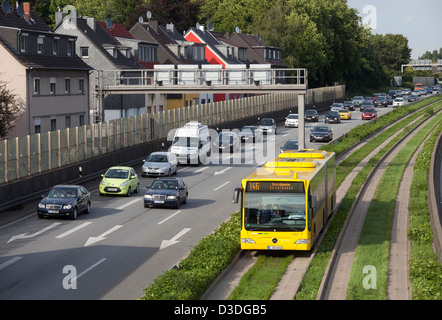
[7,222,62,243]
[55,222,93,239]
[195,167,209,173]
[76,258,107,280]
[116,198,141,210]
[0,256,23,271]
[214,181,230,191]
[158,211,181,225]
[84,225,123,247]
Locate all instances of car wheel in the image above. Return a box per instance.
[167,169,171,177]
[70,208,78,220]
[38,213,44,219]
[174,200,180,209]
[183,193,188,204]
[135,184,139,193]
[126,187,131,197]
[85,201,91,214]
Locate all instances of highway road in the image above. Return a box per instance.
[0,105,396,299]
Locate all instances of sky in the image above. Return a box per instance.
[347,0,442,59]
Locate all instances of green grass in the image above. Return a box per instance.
[227,253,294,300]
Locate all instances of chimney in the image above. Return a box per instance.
[55,7,64,26]
[86,16,96,32]
[148,20,158,33]
[23,2,30,21]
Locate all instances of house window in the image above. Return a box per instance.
[79,79,84,93]
[34,118,41,134]
[53,37,60,55]
[37,36,44,54]
[65,78,70,93]
[33,78,40,95]
[79,114,84,126]
[51,117,57,131]
[113,48,117,58]
[80,47,88,58]
[19,33,28,53]
[67,39,75,56]
[50,77,56,94]
[65,116,71,128]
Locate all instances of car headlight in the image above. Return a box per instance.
[167,195,177,200]
[38,203,46,209]
[120,181,128,187]
[63,204,73,209]
[100,180,106,186]
[144,195,152,200]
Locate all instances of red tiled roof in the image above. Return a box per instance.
[97,21,134,39]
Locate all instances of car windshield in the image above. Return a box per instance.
[283,141,298,149]
[287,114,298,119]
[244,192,306,231]
[146,154,168,162]
[305,110,316,115]
[151,180,178,189]
[327,112,338,116]
[338,109,347,113]
[105,168,129,179]
[218,133,236,141]
[364,109,375,113]
[48,187,78,198]
[260,119,273,126]
[313,127,329,133]
[172,136,199,147]
[241,126,256,132]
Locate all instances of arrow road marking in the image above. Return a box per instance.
[214,167,232,176]
[159,228,191,250]
[7,222,62,243]
[84,225,123,247]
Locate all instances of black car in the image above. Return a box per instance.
[304,109,319,122]
[310,126,333,142]
[37,185,91,220]
[238,125,262,143]
[374,96,388,107]
[324,111,341,124]
[280,140,299,153]
[144,178,188,209]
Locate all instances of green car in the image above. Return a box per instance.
[99,166,139,197]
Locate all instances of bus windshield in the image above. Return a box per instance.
[244,192,306,231]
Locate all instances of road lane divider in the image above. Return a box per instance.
[0,256,23,270]
[214,181,230,191]
[158,211,181,225]
[55,222,93,239]
[116,198,141,210]
[7,222,61,243]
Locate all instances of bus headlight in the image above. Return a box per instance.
[241,238,256,244]
[295,239,310,244]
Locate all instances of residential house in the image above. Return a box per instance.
[184,23,246,103]
[96,19,166,114]
[0,2,91,138]
[54,12,146,121]
[130,20,206,109]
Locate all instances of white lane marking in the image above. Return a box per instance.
[158,211,181,225]
[76,258,107,280]
[159,228,191,250]
[0,256,23,271]
[55,222,93,239]
[195,167,209,173]
[116,198,140,210]
[214,181,230,191]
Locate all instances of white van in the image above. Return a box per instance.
[169,122,211,165]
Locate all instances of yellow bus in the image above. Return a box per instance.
[233,150,336,251]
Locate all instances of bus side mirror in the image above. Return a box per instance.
[233,188,241,203]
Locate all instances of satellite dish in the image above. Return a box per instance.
[2,0,11,13]
[106,17,112,29]
[146,10,152,19]
[234,26,240,33]
[17,5,24,17]
[207,22,213,30]
[138,16,144,23]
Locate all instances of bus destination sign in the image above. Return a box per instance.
[245,181,304,193]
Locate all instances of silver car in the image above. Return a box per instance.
[258,118,277,134]
[142,151,178,177]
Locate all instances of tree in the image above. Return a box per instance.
[0,81,23,139]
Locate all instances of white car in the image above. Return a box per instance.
[393,97,405,108]
[330,102,343,112]
[285,114,299,128]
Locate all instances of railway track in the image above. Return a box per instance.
[202,98,442,300]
